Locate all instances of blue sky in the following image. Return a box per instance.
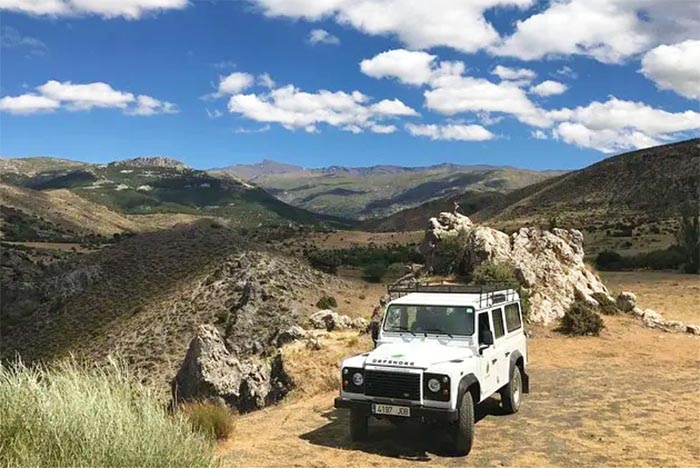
[1,0,698,170]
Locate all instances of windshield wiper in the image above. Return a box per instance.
[423,328,454,338]
[389,326,416,336]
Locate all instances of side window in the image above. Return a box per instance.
[477,313,491,344]
[491,308,505,339]
[504,303,522,332]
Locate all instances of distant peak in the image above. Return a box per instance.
[111,156,189,169]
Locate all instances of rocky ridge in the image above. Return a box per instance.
[421,212,612,324]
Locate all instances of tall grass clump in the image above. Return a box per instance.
[0,358,216,468]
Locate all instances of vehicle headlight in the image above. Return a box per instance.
[352,372,364,386]
[427,378,441,393]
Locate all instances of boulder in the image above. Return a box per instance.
[616,292,637,312]
[352,317,370,332]
[275,325,307,347]
[309,310,353,331]
[172,325,292,413]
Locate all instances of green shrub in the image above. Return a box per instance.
[362,262,388,283]
[558,302,605,336]
[472,262,517,285]
[595,250,624,270]
[432,234,466,275]
[472,261,530,321]
[675,206,699,274]
[0,359,215,468]
[316,295,338,309]
[595,247,686,271]
[591,292,620,315]
[181,402,235,441]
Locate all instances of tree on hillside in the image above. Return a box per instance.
[675,203,700,274]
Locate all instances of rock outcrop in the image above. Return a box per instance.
[421,212,613,324]
[308,310,367,331]
[173,325,292,413]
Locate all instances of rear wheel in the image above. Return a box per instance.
[349,408,368,441]
[451,390,475,456]
[501,366,522,414]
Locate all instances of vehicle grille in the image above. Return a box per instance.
[365,370,420,400]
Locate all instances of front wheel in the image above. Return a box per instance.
[501,366,522,414]
[451,390,475,456]
[349,408,368,441]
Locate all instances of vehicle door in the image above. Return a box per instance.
[490,307,509,390]
[477,312,499,400]
[503,302,526,366]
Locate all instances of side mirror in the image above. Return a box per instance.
[481,330,494,346]
[371,324,379,343]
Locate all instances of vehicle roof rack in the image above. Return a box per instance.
[387,283,519,309]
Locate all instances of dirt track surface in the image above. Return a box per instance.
[217,313,699,468]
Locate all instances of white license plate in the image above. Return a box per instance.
[372,404,411,417]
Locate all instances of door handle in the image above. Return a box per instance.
[505,351,510,357]
[492,358,498,364]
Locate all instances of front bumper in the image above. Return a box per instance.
[334,397,458,423]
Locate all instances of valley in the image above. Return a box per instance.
[1,140,698,467]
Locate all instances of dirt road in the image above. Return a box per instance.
[217,312,699,467]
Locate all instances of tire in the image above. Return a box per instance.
[501,365,523,414]
[451,390,475,456]
[349,408,369,441]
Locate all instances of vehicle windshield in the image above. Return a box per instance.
[383,304,475,336]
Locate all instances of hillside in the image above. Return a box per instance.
[213,162,564,220]
[0,222,376,392]
[470,139,700,254]
[475,139,699,224]
[0,157,346,229]
[363,190,505,232]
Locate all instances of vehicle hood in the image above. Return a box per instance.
[366,341,475,369]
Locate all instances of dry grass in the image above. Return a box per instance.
[181,402,237,441]
[0,359,216,468]
[601,271,700,324]
[282,331,371,398]
[217,273,700,467]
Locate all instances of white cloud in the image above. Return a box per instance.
[217,72,255,95]
[531,129,548,140]
[233,124,271,134]
[0,0,188,19]
[548,97,700,153]
[530,80,568,97]
[224,78,417,133]
[38,80,134,110]
[258,73,276,89]
[251,0,534,53]
[425,76,549,127]
[553,123,662,154]
[126,94,178,116]
[370,123,397,134]
[494,0,700,63]
[491,65,536,82]
[0,80,176,116]
[0,26,47,56]
[0,94,60,114]
[641,40,700,99]
[307,28,340,45]
[206,108,223,119]
[360,49,437,86]
[370,98,418,116]
[405,123,495,141]
[555,66,578,79]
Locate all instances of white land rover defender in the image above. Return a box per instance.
[334,285,529,456]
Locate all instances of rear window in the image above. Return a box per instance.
[504,303,522,332]
[491,308,505,338]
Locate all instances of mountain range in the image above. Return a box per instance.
[213,161,563,219]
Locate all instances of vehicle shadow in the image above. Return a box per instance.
[299,397,508,460]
